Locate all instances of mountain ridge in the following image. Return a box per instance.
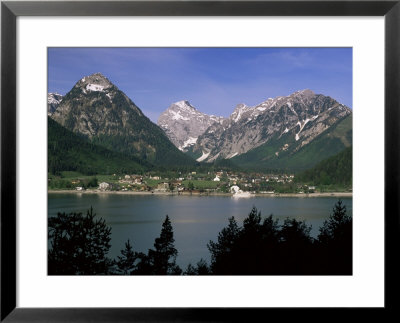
[157,89,352,171]
[192,89,351,162]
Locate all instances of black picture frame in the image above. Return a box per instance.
[1,0,399,321]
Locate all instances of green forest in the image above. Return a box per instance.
[48,117,152,175]
[295,146,352,187]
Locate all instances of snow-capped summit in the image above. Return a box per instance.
[47,92,63,115]
[48,92,63,105]
[77,72,113,93]
[174,100,196,111]
[157,101,226,151]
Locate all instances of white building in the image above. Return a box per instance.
[99,182,110,191]
[230,185,240,193]
[213,175,220,182]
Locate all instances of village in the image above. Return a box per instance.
[69,170,319,195]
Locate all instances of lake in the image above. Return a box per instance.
[48,193,352,269]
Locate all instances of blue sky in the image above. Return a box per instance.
[48,48,352,123]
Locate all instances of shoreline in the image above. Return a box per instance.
[48,190,352,198]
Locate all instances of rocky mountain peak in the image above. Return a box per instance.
[158,101,226,151]
[76,72,113,92]
[172,100,196,111]
[48,92,63,105]
[292,89,315,97]
[160,100,196,122]
[230,103,250,123]
[287,89,315,103]
[51,72,144,138]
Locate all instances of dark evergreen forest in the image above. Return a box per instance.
[295,146,352,187]
[48,117,152,175]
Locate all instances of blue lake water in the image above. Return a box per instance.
[48,194,352,269]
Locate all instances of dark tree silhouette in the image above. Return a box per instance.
[261,215,280,243]
[278,218,314,274]
[207,216,240,274]
[48,207,112,275]
[207,207,321,275]
[115,239,138,275]
[148,215,182,275]
[183,258,211,275]
[252,214,280,274]
[243,206,262,230]
[236,207,269,274]
[280,218,313,245]
[317,199,352,274]
[132,252,153,275]
[184,258,211,275]
[184,264,197,275]
[318,199,351,244]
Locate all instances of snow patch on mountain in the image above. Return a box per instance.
[179,136,198,151]
[295,118,311,141]
[47,93,63,116]
[170,110,190,121]
[197,151,210,162]
[175,100,195,111]
[48,93,63,105]
[86,84,105,92]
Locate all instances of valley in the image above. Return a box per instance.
[48,72,352,194]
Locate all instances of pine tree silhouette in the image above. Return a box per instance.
[115,239,137,275]
[148,215,181,275]
[48,207,112,275]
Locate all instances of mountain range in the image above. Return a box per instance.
[158,89,352,171]
[48,72,352,174]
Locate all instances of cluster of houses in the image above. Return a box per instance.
[73,171,306,194]
[119,174,143,184]
[224,172,294,186]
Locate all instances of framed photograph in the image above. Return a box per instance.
[1,0,399,321]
